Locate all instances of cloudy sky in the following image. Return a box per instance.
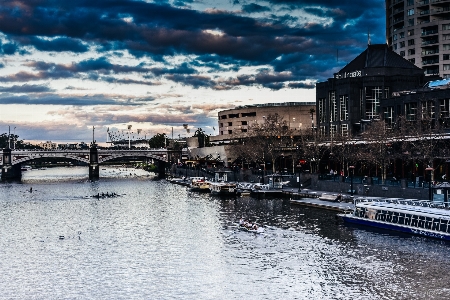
[0,0,385,144]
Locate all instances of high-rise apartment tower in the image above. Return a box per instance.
[386,0,450,78]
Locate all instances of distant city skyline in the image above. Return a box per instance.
[0,0,385,143]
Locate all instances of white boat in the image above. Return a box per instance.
[190,178,210,193]
[21,165,32,171]
[338,201,450,241]
[209,181,236,196]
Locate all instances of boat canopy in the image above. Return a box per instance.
[357,202,450,220]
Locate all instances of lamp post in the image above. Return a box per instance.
[127,125,132,149]
[13,127,16,149]
[349,165,355,197]
[426,167,434,201]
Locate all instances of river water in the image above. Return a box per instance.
[1,166,450,299]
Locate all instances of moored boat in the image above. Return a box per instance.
[21,165,32,171]
[209,181,236,196]
[190,178,211,193]
[338,201,450,241]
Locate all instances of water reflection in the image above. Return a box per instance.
[0,167,449,299]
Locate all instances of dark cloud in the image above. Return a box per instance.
[288,82,315,89]
[0,94,138,106]
[242,3,271,13]
[0,0,386,91]
[0,84,53,93]
[150,62,197,76]
[14,36,89,52]
[0,40,26,55]
[165,74,215,89]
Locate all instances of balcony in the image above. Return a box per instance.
[424,68,440,75]
[421,29,438,35]
[422,49,439,55]
[420,10,430,15]
[422,59,439,65]
[421,39,439,45]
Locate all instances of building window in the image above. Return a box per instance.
[407,0,414,5]
[408,29,414,36]
[443,24,450,30]
[341,124,348,136]
[319,126,326,137]
[339,95,348,121]
[440,99,450,119]
[399,32,405,39]
[408,58,415,63]
[393,43,398,50]
[408,19,414,26]
[365,87,388,119]
[407,9,414,16]
[228,122,232,126]
[330,125,337,137]
[405,102,417,121]
[444,54,450,60]
[399,41,405,48]
[241,121,247,125]
[329,91,337,122]
[400,51,405,57]
[444,44,450,51]
[408,39,415,46]
[319,98,326,123]
[220,123,223,127]
[422,101,435,121]
[383,106,394,128]
[228,130,232,134]
[393,34,397,41]
[408,49,415,55]
[444,64,450,71]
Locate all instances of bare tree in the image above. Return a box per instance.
[230,114,292,173]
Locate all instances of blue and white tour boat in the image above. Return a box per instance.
[338,201,450,241]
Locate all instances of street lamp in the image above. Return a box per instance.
[426,167,434,201]
[13,127,16,149]
[349,165,355,197]
[127,124,132,149]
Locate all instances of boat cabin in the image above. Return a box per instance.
[355,202,450,234]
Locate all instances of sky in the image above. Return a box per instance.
[0,0,386,144]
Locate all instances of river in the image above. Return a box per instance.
[0,166,449,299]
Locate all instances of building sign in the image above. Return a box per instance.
[334,70,362,79]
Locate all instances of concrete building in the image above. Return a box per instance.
[38,141,57,150]
[212,102,316,143]
[386,0,450,78]
[316,44,425,137]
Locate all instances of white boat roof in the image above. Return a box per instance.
[357,202,450,220]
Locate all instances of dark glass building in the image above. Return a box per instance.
[316,44,425,137]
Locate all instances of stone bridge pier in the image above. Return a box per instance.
[89,146,99,181]
[1,148,21,181]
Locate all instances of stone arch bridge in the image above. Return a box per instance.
[1,147,179,181]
